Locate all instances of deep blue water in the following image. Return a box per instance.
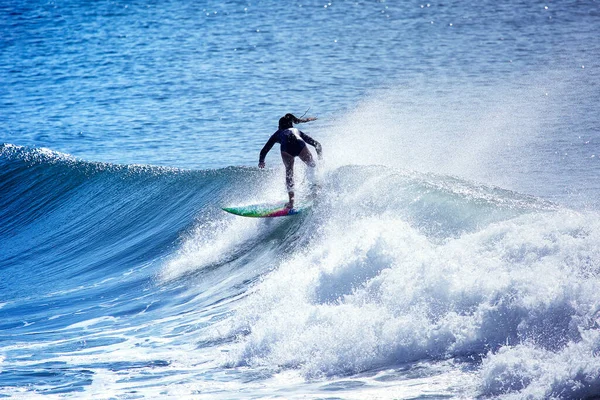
[1,0,600,398]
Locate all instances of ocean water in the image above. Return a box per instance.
[1,0,600,398]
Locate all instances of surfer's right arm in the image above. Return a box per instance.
[258,132,279,168]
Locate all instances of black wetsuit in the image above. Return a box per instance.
[259,128,320,162]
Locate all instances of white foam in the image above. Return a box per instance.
[480,329,600,398]
[223,207,600,395]
[64,316,119,330]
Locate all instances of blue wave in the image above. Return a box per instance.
[1,144,599,398]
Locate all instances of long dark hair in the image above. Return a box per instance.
[278,113,317,130]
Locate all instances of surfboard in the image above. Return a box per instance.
[222,202,311,218]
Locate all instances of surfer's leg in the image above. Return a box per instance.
[298,146,316,168]
[298,146,317,187]
[281,151,295,208]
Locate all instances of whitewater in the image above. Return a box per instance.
[2,0,600,398]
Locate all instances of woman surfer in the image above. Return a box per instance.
[258,113,322,209]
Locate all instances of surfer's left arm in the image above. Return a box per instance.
[299,131,322,160]
[258,132,278,168]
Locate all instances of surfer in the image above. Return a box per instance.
[258,113,322,209]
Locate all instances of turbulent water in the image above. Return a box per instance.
[2,0,600,399]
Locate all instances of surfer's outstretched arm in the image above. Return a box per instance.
[258,132,278,168]
[299,131,322,159]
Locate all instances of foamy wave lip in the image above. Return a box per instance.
[0,143,76,163]
[224,209,600,389]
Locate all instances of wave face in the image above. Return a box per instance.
[1,144,600,398]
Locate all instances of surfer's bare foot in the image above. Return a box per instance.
[285,201,294,209]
